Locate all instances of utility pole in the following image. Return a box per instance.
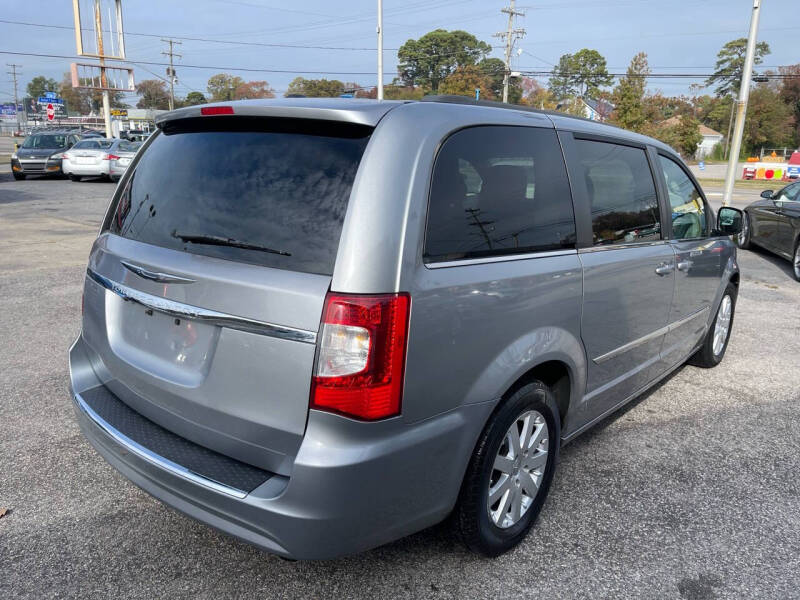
[377,0,383,100]
[722,0,762,206]
[494,0,525,103]
[162,38,182,110]
[6,63,22,134]
[92,0,113,137]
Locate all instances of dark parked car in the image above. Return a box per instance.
[737,182,800,281]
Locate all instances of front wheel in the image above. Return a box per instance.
[792,241,800,282]
[689,283,737,368]
[69,174,82,182]
[736,211,751,249]
[454,381,560,557]
[12,171,26,181]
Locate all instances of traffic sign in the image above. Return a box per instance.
[46,103,55,121]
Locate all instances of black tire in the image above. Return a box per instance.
[792,239,800,282]
[12,171,26,181]
[689,282,737,368]
[736,211,751,249]
[69,174,82,182]
[454,381,560,557]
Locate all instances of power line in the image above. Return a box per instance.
[2,50,798,84]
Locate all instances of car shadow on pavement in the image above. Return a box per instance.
[741,245,797,282]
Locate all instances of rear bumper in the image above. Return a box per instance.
[109,162,130,177]
[63,160,110,176]
[69,335,491,559]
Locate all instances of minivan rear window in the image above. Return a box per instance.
[106,117,371,275]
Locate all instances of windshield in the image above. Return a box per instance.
[73,140,114,150]
[118,141,141,152]
[21,134,68,149]
[106,118,371,275]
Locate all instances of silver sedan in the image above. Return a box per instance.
[62,139,139,182]
[109,140,142,182]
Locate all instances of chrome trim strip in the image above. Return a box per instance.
[425,249,577,269]
[593,306,710,364]
[73,391,248,499]
[579,240,667,253]
[86,268,317,344]
[121,260,196,284]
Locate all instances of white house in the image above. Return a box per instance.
[661,116,724,159]
[696,124,724,159]
[580,97,614,122]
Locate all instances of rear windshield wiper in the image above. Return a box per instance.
[172,231,291,256]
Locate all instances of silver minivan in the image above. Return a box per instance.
[69,97,744,559]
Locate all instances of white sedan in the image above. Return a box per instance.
[62,138,129,182]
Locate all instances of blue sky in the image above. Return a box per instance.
[1,0,797,105]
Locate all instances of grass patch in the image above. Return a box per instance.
[696,178,782,191]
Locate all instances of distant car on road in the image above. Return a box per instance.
[108,140,142,182]
[62,138,137,182]
[737,181,800,281]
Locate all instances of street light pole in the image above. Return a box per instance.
[377,0,383,100]
[722,0,762,206]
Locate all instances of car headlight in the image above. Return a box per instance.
[49,152,65,160]
[11,153,17,160]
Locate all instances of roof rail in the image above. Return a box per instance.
[418,94,615,127]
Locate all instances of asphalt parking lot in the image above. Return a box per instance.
[1,173,799,599]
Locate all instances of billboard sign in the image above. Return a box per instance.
[0,103,23,117]
[25,97,68,119]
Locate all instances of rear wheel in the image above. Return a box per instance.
[793,240,800,282]
[689,283,737,368]
[454,381,560,557]
[69,175,82,182]
[12,171,26,181]
[737,211,751,249]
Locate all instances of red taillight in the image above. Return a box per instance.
[104,154,120,161]
[201,106,234,116]
[311,292,411,421]
[62,153,70,160]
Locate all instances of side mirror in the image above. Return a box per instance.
[760,189,774,199]
[717,206,743,236]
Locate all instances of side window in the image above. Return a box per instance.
[425,126,575,263]
[658,155,708,240]
[777,182,800,202]
[573,139,661,246]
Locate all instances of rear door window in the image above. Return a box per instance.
[107,118,371,275]
[573,139,661,246]
[425,126,575,263]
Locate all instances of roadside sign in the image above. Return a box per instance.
[38,97,64,105]
[698,161,705,171]
[44,91,57,99]
[110,109,128,117]
[788,166,800,179]
[46,103,55,121]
